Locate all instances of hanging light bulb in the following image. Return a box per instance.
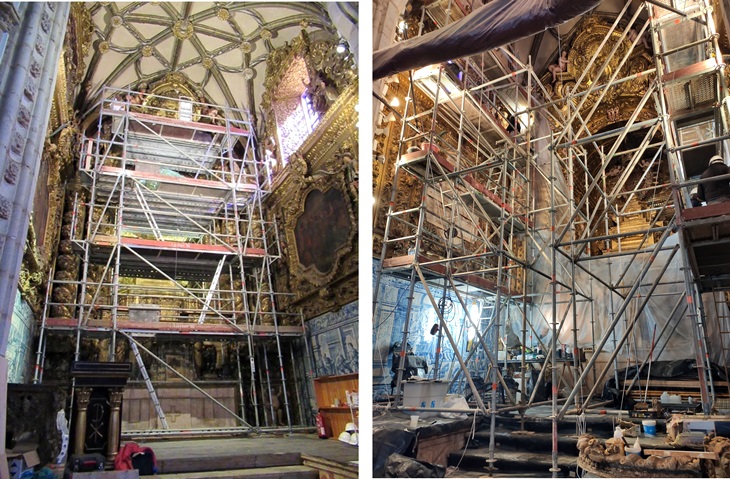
[336,43,347,54]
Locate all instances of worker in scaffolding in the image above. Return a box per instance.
[697,155,730,205]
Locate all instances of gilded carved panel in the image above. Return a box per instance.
[20,6,90,311]
[267,84,358,320]
[261,29,356,170]
[542,16,656,132]
[541,16,670,253]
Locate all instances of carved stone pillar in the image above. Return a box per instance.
[73,388,92,455]
[0,1,71,352]
[105,388,124,468]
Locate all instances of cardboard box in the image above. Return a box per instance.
[6,449,39,479]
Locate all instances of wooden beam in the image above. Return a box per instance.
[644,449,718,460]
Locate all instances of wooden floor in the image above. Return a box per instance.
[138,434,358,473]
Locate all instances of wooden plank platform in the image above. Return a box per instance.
[96,166,257,193]
[91,235,264,257]
[156,465,318,479]
[103,108,251,137]
[398,149,523,221]
[382,254,524,298]
[137,436,357,477]
[45,317,303,337]
[644,449,718,459]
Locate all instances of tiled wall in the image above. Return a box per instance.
[7,291,34,383]
[372,261,495,399]
[307,301,359,377]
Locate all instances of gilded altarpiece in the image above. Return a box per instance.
[20,4,91,312]
[373,73,519,290]
[262,33,358,319]
[542,16,671,253]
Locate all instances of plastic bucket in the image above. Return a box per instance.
[625,446,641,456]
[403,380,450,417]
[642,419,657,436]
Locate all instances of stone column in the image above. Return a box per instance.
[105,388,124,468]
[0,2,71,352]
[0,5,67,477]
[73,388,92,455]
[0,6,22,477]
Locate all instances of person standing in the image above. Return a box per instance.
[697,155,730,205]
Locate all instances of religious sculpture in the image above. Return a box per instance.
[628,28,650,50]
[548,50,569,83]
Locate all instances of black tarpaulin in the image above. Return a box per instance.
[373,0,602,80]
[384,454,446,478]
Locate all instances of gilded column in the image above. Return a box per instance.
[105,388,124,468]
[73,388,92,455]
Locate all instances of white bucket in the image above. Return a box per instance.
[642,419,657,436]
[403,380,450,417]
[625,445,641,456]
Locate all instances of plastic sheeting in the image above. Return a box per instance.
[373,0,601,79]
[373,428,417,477]
[509,233,697,361]
[497,112,716,365]
[384,454,446,478]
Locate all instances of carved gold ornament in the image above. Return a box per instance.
[141,45,153,57]
[543,16,655,133]
[111,15,123,27]
[173,19,194,40]
[267,84,358,318]
[216,8,231,21]
[67,4,94,85]
[98,41,109,54]
[239,41,253,53]
[261,29,272,40]
[139,73,201,121]
[202,56,214,69]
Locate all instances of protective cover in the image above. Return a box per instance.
[373,428,417,477]
[373,0,602,79]
[384,453,446,478]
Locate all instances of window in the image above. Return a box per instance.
[270,56,327,167]
[277,92,321,165]
[301,92,320,133]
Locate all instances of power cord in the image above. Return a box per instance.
[446,406,479,476]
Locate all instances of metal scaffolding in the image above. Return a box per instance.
[374,0,730,474]
[34,88,312,435]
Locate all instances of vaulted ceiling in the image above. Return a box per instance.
[75,2,357,119]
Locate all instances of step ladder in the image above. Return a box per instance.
[130,340,169,429]
[198,257,227,323]
[711,288,730,399]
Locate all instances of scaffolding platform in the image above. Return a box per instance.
[79,236,263,281]
[104,107,251,137]
[36,88,305,434]
[382,254,523,299]
[680,203,730,290]
[44,317,303,337]
[398,148,526,229]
